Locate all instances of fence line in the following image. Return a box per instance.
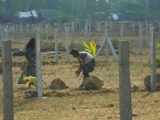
[1,21,160,31]
[1,20,159,119]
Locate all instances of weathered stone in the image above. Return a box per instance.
[144,74,160,91]
[83,76,104,90]
[49,78,68,90]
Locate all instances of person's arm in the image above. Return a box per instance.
[76,57,83,76]
[76,53,87,76]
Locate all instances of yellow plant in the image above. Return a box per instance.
[82,41,97,57]
[24,76,36,87]
[157,43,160,47]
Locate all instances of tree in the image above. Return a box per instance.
[97,0,111,12]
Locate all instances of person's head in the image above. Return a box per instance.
[70,49,79,57]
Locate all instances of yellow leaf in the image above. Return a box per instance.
[89,43,94,56]
[82,41,90,50]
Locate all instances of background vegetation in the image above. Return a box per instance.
[1,0,160,22]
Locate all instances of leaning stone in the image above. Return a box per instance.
[49,78,68,90]
[83,76,104,90]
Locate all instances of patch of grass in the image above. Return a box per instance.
[41,41,64,51]
[40,30,54,39]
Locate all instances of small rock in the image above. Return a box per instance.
[72,107,76,110]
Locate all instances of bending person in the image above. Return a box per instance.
[70,49,96,88]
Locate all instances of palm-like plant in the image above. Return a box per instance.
[82,41,97,57]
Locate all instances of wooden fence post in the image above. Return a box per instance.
[104,22,109,61]
[2,40,14,120]
[132,21,135,32]
[89,21,91,32]
[54,25,59,63]
[97,21,101,32]
[65,25,70,61]
[15,24,17,32]
[72,22,74,33]
[119,40,132,120]
[36,29,43,98]
[4,28,8,40]
[46,24,48,42]
[146,21,149,46]
[149,24,156,91]
[159,22,160,32]
[110,21,113,34]
[58,21,61,30]
[0,26,3,50]
[84,21,88,43]
[27,24,29,33]
[20,22,23,34]
[120,22,124,41]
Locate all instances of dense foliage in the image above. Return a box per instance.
[0,0,160,22]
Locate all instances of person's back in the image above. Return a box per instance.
[79,51,93,63]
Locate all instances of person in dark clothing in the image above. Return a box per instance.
[18,38,36,84]
[70,49,96,88]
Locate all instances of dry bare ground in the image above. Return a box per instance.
[0,22,160,120]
